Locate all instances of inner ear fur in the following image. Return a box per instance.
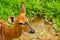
[8,16,15,24]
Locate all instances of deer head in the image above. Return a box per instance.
[8,2,35,34]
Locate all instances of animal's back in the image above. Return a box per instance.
[0,20,11,40]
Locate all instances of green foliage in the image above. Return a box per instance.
[0,0,60,31]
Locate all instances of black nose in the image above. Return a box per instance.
[30,29,35,33]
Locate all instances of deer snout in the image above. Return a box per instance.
[24,22,35,33]
[30,28,35,33]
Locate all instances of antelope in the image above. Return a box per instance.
[0,2,35,40]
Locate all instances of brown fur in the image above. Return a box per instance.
[0,2,34,40]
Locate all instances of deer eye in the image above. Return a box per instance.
[19,23,23,25]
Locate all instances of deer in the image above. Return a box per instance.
[0,2,35,40]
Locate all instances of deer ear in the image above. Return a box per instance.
[20,2,26,16]
[8,16,15,24]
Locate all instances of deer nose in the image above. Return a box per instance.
[30,29,35,33]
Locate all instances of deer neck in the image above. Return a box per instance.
[13,23,22,34]
[6,23,22,38]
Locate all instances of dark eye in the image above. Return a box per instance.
[19,23,23,25]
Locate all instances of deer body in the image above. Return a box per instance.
[0,2,35,40]
[0,20,22,40]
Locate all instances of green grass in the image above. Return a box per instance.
[0,0,60,31]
